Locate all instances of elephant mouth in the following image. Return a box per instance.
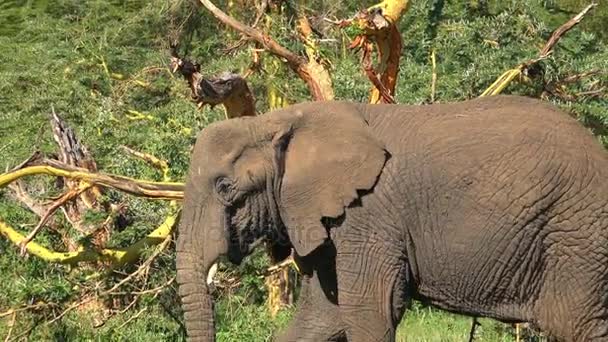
[209,198,272,286]
[207,235,265,289]
[226,232,265,264]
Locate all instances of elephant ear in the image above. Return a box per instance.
[272,104,388,257]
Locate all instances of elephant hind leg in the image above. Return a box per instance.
[533,259,608,341]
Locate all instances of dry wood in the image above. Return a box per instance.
[1,157,184,199]
[3,312,16,342]
[431,49,437,103]
[335,0,409,103]
[50,109,103,212]
[170,48,257,118]
[539,3,597,57]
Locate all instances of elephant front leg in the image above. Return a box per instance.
[274,272,346,342]
[336,245,410,342]
[336,274,407,342]
[340,306,397,342]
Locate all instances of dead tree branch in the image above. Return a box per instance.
[335,0,410,103]
[1,159,184,200]
[19,182,92,255]
[170,48,257,118]
[481,2,597,96]
[46,233,173,325]
[0,152,182,265]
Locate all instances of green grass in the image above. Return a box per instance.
[0,0,606,341]
[398,303,516,342]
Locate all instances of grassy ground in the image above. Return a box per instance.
[0,0,606,341]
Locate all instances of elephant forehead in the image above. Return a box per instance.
[195,121,251,160]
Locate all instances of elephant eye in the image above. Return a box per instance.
[215,177,235,203]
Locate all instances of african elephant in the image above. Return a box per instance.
[175,95,608,342]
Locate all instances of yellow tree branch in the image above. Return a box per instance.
[368,0,410,23]
[480,2,597,97]
[0,209,176,266]
[120,145,170,181]
[0,163,184,200]
[0,155,183,265]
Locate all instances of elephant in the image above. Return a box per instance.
[175,94,608,342]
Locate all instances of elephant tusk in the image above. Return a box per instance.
[206,262,218,286]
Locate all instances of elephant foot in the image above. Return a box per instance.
[273,327,346,342]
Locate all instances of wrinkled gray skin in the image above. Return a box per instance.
[176,95,608,342]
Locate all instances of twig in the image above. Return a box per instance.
[431,49,437,103]
[221,0,269,55]
[198,0,304,69]
[120,146,170,181]
[7,151,42,173]
[196,0,332,101]
[576,88,605,98]
[0,303,54,319]
[7,180,51,219]
[3,312,16,342]
[111,276,176,296]
[480,2,597,97]
[47,234,173,325]
[19,183,91,255]
[560,70,602,83]
[0,159,184,200]
[118,296,140,315]
[7,318,41,342]
[116,308,147,330]
[539,2,597,57]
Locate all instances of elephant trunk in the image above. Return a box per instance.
[176,201,226,342]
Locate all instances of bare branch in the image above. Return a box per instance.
[0,160,184,200]
[46,233,172,324]
[19,183,91,255]
[197,0,304,68]
[0,303,54,319]
[3,312,16,342]
[431,49,437,103]
[7,180,51,219]
[120,145,171,181]
[481,3,597,96]
[540,2,597,57]
[115,308,147,330]
[195,0,333,101]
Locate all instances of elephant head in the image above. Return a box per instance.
[175,101,388,341]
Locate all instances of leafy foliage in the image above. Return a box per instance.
[0,0,606,341]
